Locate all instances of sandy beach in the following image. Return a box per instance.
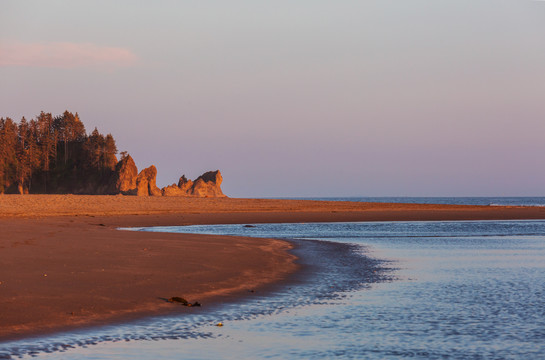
[2,195,545,341]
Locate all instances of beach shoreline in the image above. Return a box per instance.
[2,195,545,342]
[0,215,297,342]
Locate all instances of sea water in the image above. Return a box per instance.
[277,196,545,207]
[2,209,545,358]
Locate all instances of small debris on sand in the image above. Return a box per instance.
[168,297,188,305]
[168,297,201,307]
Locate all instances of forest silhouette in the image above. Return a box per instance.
[0,111,119,194]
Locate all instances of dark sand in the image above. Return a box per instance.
[2,195,545,341]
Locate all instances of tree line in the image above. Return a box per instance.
[0,111,119,194]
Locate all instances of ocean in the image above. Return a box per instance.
[279,196,545,207]
[2,197,545,359]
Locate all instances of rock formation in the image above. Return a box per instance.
[162,184,187,197]
[189,171,225,197]
[178,175,193,193]
[161,170,225,197]
[136,165,162,196]
[106,153,226,197]
[112,155,138,195]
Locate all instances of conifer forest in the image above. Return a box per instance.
[0,111,119,194]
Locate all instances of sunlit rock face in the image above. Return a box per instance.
[113,155,138,195]
[177,175,193,194]
[188,170,225,198]
[161,184,187,197]
[161,171,226,198]
[136,165,162,196]
[110,155,226,197]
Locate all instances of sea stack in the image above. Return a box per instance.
[113,155,138,195]
[161,170,226,197]
[136,165,162,196]
[188,170,225,197]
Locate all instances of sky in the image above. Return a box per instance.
[1,0,545,197]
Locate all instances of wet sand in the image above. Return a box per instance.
[2,195,545,341]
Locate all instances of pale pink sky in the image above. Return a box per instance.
[1,1,545,197]
[0,41,137,69]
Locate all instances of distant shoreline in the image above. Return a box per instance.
[4,194,545,219]
[2,196,545,341]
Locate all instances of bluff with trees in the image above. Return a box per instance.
[0,111,225,197]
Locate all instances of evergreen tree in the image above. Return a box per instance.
[53,110,86,166]
[85,127,105,172]
[0,118,18,193]
[103,134,118,171]
[16,117,32,193]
